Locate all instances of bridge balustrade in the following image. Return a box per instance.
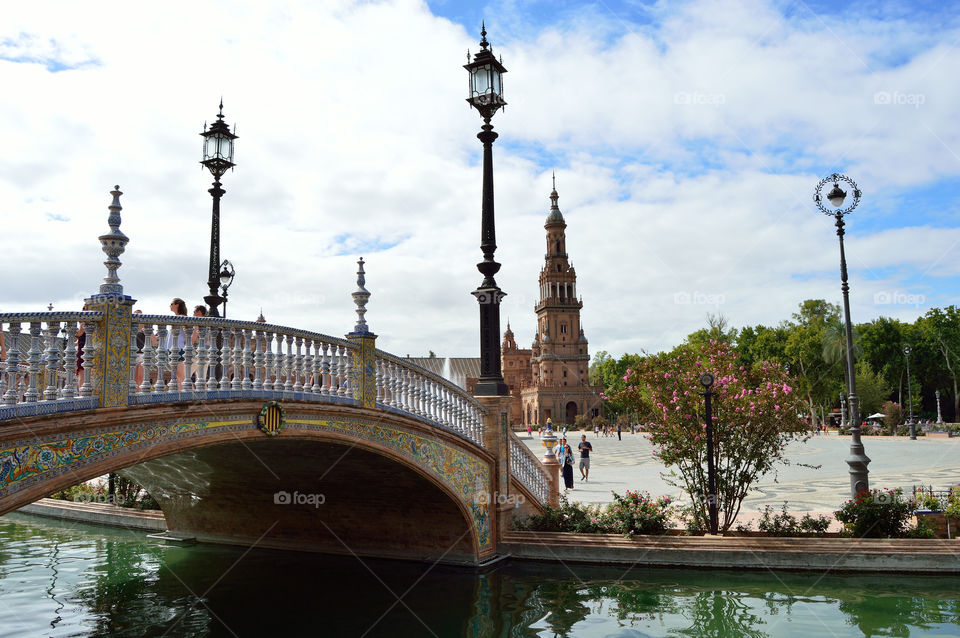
[509,431,551,503]
[0,312,488,450]
[0,312,103,417]
[375,352,486,447]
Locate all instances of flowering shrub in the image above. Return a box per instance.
[613,340,807,532]
[945,485,960,520]
[834,489,915,538]
[513,492,674,536]
[755,502,831,536]
[603,491,674,536]
[912,488,941,511]
[513,496,610,534]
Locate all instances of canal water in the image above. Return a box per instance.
[1,513,958,637]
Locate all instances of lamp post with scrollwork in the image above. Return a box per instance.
[200,101,237,318]
[814,173,869,497]
[464,24,509,397]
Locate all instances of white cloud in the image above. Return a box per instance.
[0,0,957,361]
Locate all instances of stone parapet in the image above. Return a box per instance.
[501,531,960,573]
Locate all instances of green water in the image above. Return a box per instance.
[1,513,958,637]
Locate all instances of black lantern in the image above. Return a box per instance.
[201,102,237,178]
[464,23,507,121]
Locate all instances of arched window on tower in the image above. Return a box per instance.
[556,264,561,272]
[555,240,561,253]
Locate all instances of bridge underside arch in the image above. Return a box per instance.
[0,402,496,564]
[122,437,477,563]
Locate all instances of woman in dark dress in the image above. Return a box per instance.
[560,438,575,491]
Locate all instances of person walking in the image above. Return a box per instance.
[560,438,575,491]
[578,434,593,482]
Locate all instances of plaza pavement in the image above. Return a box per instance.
[520,430,960,517]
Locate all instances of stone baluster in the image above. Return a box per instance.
[319,342,329,396]
[274,333,285,392]
[306,338,317,394]
[169,325,184,391]
[62,322,77,400]
[332,345,342,397]
[139,325,154,393]
[153,324,169,393]
[280,335,292,392]
[216,328,229,391]
[24,322,43,402]
[384,362,395,406]
[252,330,265,391]
[309,340,320,394]
[402,368,412,412]
[2,323,21,405]
[211,327,224,391]
[181,325,195,392]
[374,359,383,404]
[196,326,209,392]
[43,321,61,401]
[231,328,243,391]
[262,332,274,392]
[241,329,253,391]
[80,321,97,398]
[127,323,138,396]
[292,336,303,392]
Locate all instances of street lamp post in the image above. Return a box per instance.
[936,390,943,424]
[200,101,237,318]
[218,260,236,319]
[814,173,870,497]
[840,391,847,429]
[904,345,915,439]
[465,24,509,397]
[700,372,719,535]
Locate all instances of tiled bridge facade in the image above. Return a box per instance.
[0,188,556,564]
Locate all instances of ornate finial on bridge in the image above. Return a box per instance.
[352,257,371,333]
[99,185,129,294]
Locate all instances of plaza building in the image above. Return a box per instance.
[407,182,602,427]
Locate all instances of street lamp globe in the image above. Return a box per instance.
[826,183,847,207]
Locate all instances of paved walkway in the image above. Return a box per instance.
[521,431,960,516]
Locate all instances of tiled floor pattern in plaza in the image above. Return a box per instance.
[521,431,960,514]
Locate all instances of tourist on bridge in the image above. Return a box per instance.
[167,298,188,386]
[578,434,593,482]
[559,438,575,491]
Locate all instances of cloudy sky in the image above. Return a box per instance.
[2,0,958,360]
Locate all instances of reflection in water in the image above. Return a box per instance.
[0,513,958,637]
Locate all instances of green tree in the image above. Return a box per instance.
[685,313,738,349]
[614,340,807,531]
[589,350,646,419]
[855,361,891,417]
[784,300,843,427]
[920,307,960,422]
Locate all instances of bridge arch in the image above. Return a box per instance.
[0,401,497,563]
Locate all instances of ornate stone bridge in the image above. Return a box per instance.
[0,188,557,565]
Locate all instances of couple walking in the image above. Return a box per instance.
[558,434,593,491]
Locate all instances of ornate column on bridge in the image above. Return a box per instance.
[347,258,377,408]
[85,186,136,408]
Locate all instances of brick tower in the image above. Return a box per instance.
[519,178,602,427]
